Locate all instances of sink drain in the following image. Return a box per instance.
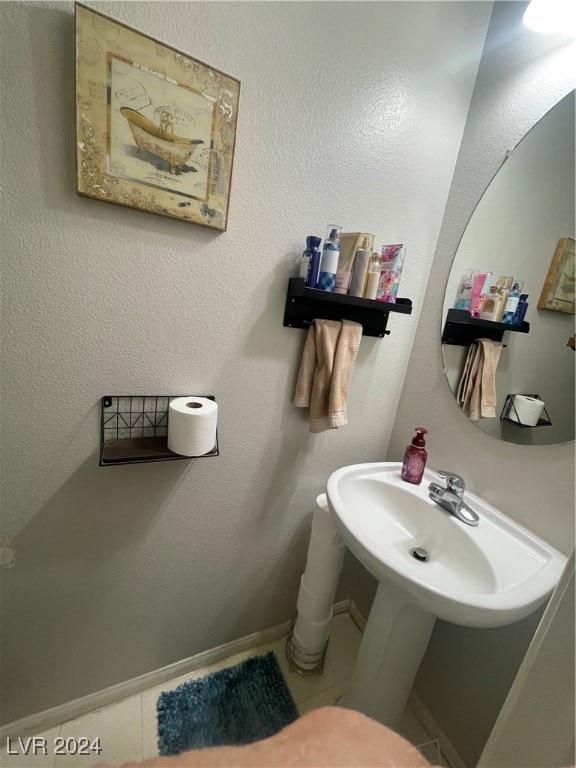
[410,547,429,562]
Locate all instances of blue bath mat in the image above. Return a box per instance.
[157,651,299,755]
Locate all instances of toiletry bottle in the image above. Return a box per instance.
[471,272,492,317]
[348,235,373,297]
[494,277,512,322]
[376,261,395,302]
[496,276,513,290]
[454,269,478,310]
[334,234,357,295]
[363,253,381,300]
[401,428,428,485]
[304,236,322,288]
[389,246,406,303]
[469,273,486,316]
[317,226,341,292]
[297,252,310,279]
[376,244,403,302]
[480,286,501,321]
[502,281,524,324]
[512,293,529,325]
[495,276,513,320]
[494,290,508,322]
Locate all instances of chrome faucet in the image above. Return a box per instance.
[428,471,480,527]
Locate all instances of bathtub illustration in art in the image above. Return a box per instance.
[120,107,204,175]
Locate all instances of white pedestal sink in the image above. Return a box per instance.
[326,463,566,728]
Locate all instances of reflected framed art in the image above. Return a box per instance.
[537,237,575,314]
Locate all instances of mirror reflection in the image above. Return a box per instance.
[442,90,575,446]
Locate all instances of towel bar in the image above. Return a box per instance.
[283,278,412,339]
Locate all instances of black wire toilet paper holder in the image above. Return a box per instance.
[500,394,552,428]
[285,618,329,676]
[99,395,219,466]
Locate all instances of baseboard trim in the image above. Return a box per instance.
[409,690,467,768]
[1,600,352,740]
[347,600,367,632]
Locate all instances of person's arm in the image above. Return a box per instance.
[119,706,430,768]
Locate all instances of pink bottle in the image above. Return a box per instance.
[401,428,428,485]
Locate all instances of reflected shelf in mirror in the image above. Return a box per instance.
[441,309,529,346]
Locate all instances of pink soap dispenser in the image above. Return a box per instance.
[401,428,428,485]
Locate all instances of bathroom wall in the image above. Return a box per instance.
[0,1,492,723]
[385,2,576,765]
[478,552,575,768]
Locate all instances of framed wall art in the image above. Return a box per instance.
[75,3,240,231]
[537,237,575,314]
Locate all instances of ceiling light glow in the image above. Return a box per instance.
[523,0,576,35]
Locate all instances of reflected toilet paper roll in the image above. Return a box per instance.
[167,397,218,456]
[508,395,545,427]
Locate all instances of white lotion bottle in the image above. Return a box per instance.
[363,253,381,300]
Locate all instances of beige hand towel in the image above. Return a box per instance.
[293,319,363,433]
[326,320,363,429]
[479,338,503,418]
[457,338,503,421]
[456,340,480,408]
[293,323,318,408]
[468,346,483,422]
[309,319,342,432]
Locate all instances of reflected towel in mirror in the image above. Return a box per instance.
[457,338,504,421]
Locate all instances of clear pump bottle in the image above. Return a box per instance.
[363,253,381,300]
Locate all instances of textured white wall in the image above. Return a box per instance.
[0,1,491,722]
[386,3,576,765]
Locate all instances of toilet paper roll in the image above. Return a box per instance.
[508,395,545,427]
[167,397,218,456]
[296,576,333,623]
[307,531,346,572]
[312,507,344,547]
[293,613,332,653]
[311,494,338,541]
[302,561,341,600]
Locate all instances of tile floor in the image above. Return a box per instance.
[1,613,448,768]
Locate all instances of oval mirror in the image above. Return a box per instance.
[442,90,575,446]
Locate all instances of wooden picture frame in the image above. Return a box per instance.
[537,237,575,314]
[75,3,240,231]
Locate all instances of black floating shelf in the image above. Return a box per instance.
[442,309,530,346]
[284,277,412,338]
[100,395,219,466]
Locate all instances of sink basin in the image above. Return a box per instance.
[326,462,567,726]
[327,462,565,628]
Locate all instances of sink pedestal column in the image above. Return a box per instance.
[345,580,436,728]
